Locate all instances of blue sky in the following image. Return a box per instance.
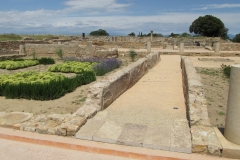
[0,0,240,36]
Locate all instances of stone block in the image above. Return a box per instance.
[191,126,222,156]
[93,121,125,144]
[36,125,48,134]
[143,126,171,151]
[170,126,192,154]
[55,127,67,136]
[69,116,86,127]
[117,123,147,147]
[75,119,105,140]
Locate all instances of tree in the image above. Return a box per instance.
[189,15,228,38]
[181,32,191,37]
[128,32,135,36]
[89,29,109,36]
[233,33,240,43]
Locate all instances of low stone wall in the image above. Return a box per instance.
[160,51,240,57]
[220,43,240,51]
[181,56,222,156]
[73,51,161,117]
[0,40,49,50]
[23,44,118,58]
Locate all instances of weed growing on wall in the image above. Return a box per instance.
[56,48,63,60]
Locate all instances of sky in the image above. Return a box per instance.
[0,0,240,36]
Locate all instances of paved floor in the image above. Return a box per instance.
[76,55,192,153]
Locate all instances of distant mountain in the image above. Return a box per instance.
[228,34,235,39]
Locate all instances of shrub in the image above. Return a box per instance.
[0,59,39,70]
[38,57,55,65]
[56,49,63,60]
[221,64,231,78]
[129,50,137,62]
[62,57,122,76]
[48,61,96,74]
[93,58,122,76]
[0,71,96,100]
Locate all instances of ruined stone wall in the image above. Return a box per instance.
[220,43,240,51]
[0,40,50,55]
[181,56,222,156]
[24,44,118,58]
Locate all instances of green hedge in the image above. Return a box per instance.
[0,71,96,100]
[0,59,39,70]
[38,57,55,65]
[48,61,97,74]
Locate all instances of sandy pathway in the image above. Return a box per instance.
[97,55,187,127]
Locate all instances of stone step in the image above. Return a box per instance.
[76,119,192,154]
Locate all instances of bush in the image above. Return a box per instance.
[38,57,55,65]
[129,50,137,62]
[62,57,122,76]
[0,59,39,70]
[221,64,231,78]
[56,49,63,60]
[93,58,122,76]
[0,71,96,100]
[48,61,96,73]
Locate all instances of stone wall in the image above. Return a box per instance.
[24,43,118,58]
[73,51,161,117]
[0,40,50,56]
[181,56,222,156]
[160,51,240,57]
[220,43,240,51]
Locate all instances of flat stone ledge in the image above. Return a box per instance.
[143,126,171,151]
[0,112,33,126]
[75,119,105,140]
[117,123,147,148]
[93,121,125,144]
[170,126,192,154]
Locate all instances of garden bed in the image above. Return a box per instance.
[0,55,142,116]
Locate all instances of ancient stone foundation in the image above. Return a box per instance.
[181,56,222,156]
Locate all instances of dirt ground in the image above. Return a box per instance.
[0,55,142,116]
[190,56,240,127]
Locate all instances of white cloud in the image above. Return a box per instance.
[63,0,131,12]
[192,3,240,10]
[0,9,240,35]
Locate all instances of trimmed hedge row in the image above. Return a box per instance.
[48,61,97,74]
[0,59,39,70]
[0,58,55,70]
[0,71,96,100]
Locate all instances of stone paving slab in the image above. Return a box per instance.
[0,112,33,126]
[75,119,105,140]
[117,123,147,147]
[143,126,171,151]
[93,121,125,144]
[170,127,192,154]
